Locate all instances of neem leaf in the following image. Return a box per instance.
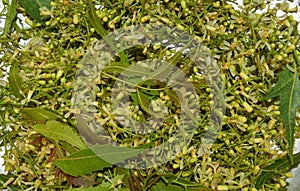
[70,174,127,191]
[165,89,181,107]
[263,68,300,163]
[21,108,60,121]
[59,142,78,154]
[130,92,139,106]
[137,89,151,114]
[149,175,214,191]
[8,62,24,99]
[67,185,130,191]
[256,151,300,189]
[149,183,213,191]
[55,148,111,177]
[103,64,148,76]
[103,64,127,75]
[87,0,129,65]
[90,144,142,164]
[55,144,142,176]
[3,0,17,35]
[76,115,107,145]
[32,120,87,150]
[140,86,160,96]
[87,0,108,38]
[66,185,110,191]
[18,0,51,23]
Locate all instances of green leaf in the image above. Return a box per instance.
[66,185,110,191]
[149,183,213,191]
[90,144,142,164]
[59,142,78,154]
[130,92,139,106]
[67,185,130,191]
[32,120,87,150]
[76,115,109,145]
[140,86,160,96]
[137,89,152,114]
[87,0,129,66]
[255,152,300,189]
[8,62,24,99]
[165,89,180,107]
[3,0,17,35]
[130,89,158,114]
[149,175,214,191]
[55,148,111,176]
[21,108,60,121]
[103,64,148,76]
[54,144,142,176]
[68,174,126,190]
[103,64,128,74]
[263,68,300,163]
[87,0,108,38]
[116,188,131,191]
[18,0,51,23]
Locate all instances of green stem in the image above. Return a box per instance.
[293,49,300,66]
[104,0,113,8]
[247,16,257,44]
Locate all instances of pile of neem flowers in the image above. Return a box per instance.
[0,0,300,190]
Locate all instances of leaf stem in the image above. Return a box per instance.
[247,16,257,44]
[293,49,300,66]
